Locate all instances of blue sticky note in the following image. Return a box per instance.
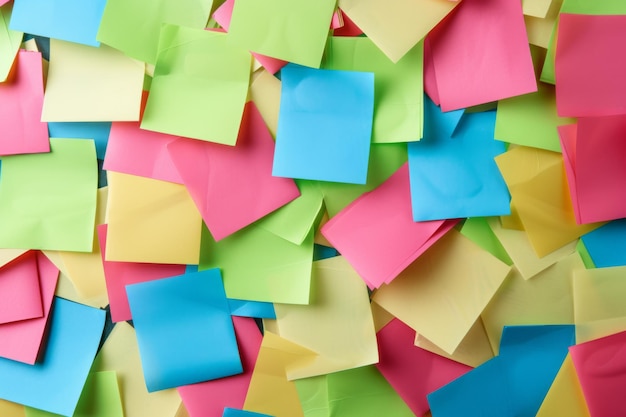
[126,268,243,392]
[228,299,276,319]
[272,65,374,185]
[48,122,111,160]
[10,0,106,46]
[408,105,510,221]
[223,408,273,417]
[0,297,105,416]
[581,219,626,267]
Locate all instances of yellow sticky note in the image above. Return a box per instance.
[250,69,281,138]
[573,266,626,343]
[0,400,25,417]
[105,172,202,265]
[371,301,395,333]
[93,323,181,417]
[536,355,591,417]
[42,39,144,122]
[373,229,511,355]
[525,0,563,49]
[523,0,553,18]
[482,253,583,354]
[339,0,459,63]
[273,256,378,380]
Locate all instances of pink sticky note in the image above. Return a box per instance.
[97,225,185,322]
[104,93,183,184]
[321,163,458,289]
[168,102,300,241]
[0,50,49,155]
[178,316,262,417]
[423,37,440,106]
[427,0,536,111]
[556,14,626,117]
[0,252,59,364]
[570,330,626,417]
[0,1,11,6]
[0,251,42,325]
[213,0,287,74]
[377,319,471,416]
[332,8,363,37]
[558,124,581,222]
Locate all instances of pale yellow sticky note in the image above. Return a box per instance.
[313,210,333,248]
[0,249,28,268]
[244,332,317,417]
[415,318,494,368]
[57,187,108,308]
[488,217,576,279]
[42,39,144,122]
[175,403,190,417]
[482,253,583,354]
[573,266,626,343]
[371,300,395,333]
[105,172,202,264]
[523,0,553,18]
[273,256,378,380]
[525,0,563,49]
[0,400,25,417]
[338,0,459,63]
[93,322,182,417]
[372,229,511,355]
[249,69,281,138]
[500,201,525,231]
[536,354,591,417]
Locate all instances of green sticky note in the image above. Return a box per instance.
[0,139,97,252]
[25,371,124,417]
[228,0,335,68]
[461,217,513,266]
[97,0,213,64]
[576,240,596,269]
[295,366,414,417]
[324,37,423,143]
[0,3,24,82]
[141,25,251,145]
[200,223,314,304]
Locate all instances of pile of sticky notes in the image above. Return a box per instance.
[2,0,626,415]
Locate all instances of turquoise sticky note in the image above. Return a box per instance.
[126,268,243,392]
[272,64,374,185]
[408,104,510,221]
[48,122,111,159]
[223,408,273,417]
[0,297,105,416]
[10,0,106,46]
[228,299,276,320]
[581,219,626,267]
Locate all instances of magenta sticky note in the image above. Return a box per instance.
[0,251,42,325]
[0,252,59,364]
[0,50,49,155]
[556,14,626,117]
[321,163,458,289]
[558,124,581,221]
[178,316,262,417]
[376,319,471,416]
[423,37,441,106]
[427,0,536,111]
[168,102,300,241]
[97,224,186,322]
[570,330,626,417]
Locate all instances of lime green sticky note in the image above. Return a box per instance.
[200,223,314,304]
[97,0,214,65]
[25,371,124,417]
[0,3,24,82]
[141,25,251,145]
[0,139,97,252]
[461,217,513,266]
[228,0,335,68]
[324,37,423,143]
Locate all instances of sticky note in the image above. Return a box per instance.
[376,319,471,416]
[0,252,42,324]
[97,0,213,64]
[460,217,513,266]
[228,300,276,319]
[524,0,561,49]
[42,39,144,122]
[409,110,509,221]
[105,171,202,265]
[223,409,272,417]
[581,220,626,267]
[48,122,111,160]
[0,139,97,252]
[0,3,23,82]
[168,102,300,241]
[228,0,335,68]
[249,69,281,137]
[323,36,423,143]
[536,355,591,417]
[141,25,251,145]
[523,0,552,17]
[127,269,242,392]
[272,65,374,184]
[428,0,537,111]
[0,50,48,155]
[10,0,106,46]
[373,229,511,354]
[556,14,626,117]
[178,317,262,417]
[338,0,458,63]
[0,400,25,417]
[0,298,105,416]
[321,163,458,289]
[272,256,378,380]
